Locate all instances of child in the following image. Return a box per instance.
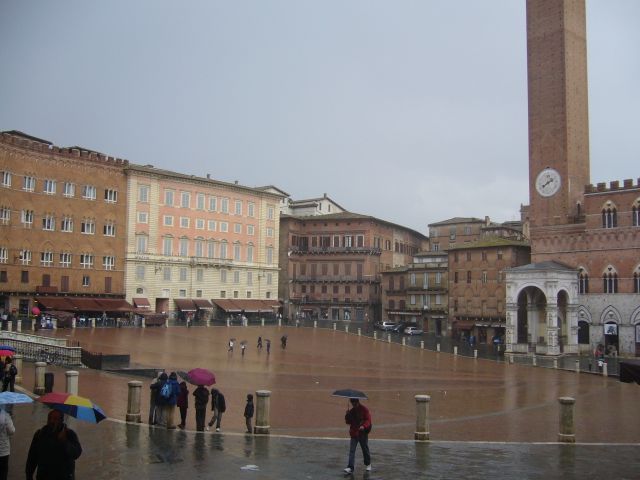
[244,394,254,434]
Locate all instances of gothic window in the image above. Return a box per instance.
[578,270,589,294]
[601,206,617,229]
[602,268,618,294]
[632,200,640,227]
[634,271,640,294]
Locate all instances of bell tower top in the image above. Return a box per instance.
[527,0,590,227]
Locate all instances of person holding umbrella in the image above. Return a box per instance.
[333,390,372,474]
[2,358,17,393]
[0,406,15,480]
[25,409,82,480]
[193,384,209,432]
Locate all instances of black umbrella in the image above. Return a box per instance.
[332,389,368,400]
[240,340,248,345]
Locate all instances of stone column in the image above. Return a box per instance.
[14,354,23,385]
[31,318,36,331]
[414,395,431,440]
[357,328,361,336]
[532,356,537,366]
[553,358,558,369]
[436,343,440,352]
[72,317,76,329]
[454,346,458,356]
[165,317,169,328]
[575,359,580,374]
[558,397,576,443]
[420,341,424,349]
[65,371,79,395]
[402,337,406,346]
[345,325,349,333]
[254,390,271,434]
[34,362,46,395]
[546,303,559,356]
[373,331,377,340]
[387,334,391,343]
[314,320,317,328]
[602,362,608,377]
[333,322,337,330]
[474,349,478,359]
[505,305,518,352]
[91,318,96,328]
[126,381,143,423]
[278,317,281,327]
[141,317,146,328]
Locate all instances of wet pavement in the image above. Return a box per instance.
[22,325,640,443]
[6,402,640,480]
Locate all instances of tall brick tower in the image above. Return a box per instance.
[527,0,590,229]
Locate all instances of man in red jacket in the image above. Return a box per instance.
[343,398,371,474]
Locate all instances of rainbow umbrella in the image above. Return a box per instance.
[37,392,107,423]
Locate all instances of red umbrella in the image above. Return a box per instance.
[32,306,41,315]
[0,350,15,357]
[179,368,216,386]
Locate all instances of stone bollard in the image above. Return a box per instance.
[314,320,317,328]
[226,318,230,327]
[553,358,558,369]
[52,319,57,330]
[387,333,391,343]
[414,395,431,441]
[454,346,458,356]
[575,359,580,374]
[126,381,143,422]
[7,321,12,332]
[603,362,608,377]
[261,318,265,327]
[373,331,377,340]
[345,325,349,334]
[474,349,478,359]
[206,318,210,327]
[357,328,361,336]
[436,343,440,352]
[333,322,337,331]
[34,362,47,395]
[91,318,96,328]
[16,319,22,332]
[31,319,36,331]
[141,317,146,328]
[65,371,79,395]
[14,354,23,385]
[165,318,169,328]
[402,337,406,346]
[72,317,76,329]
[558,397,576,443]
[509,355,514,364]
[532,356,537,366]
[254,390,271,434]
[278,317,282,327]
[420,341,424,349]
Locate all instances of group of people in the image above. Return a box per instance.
[0,358,17,393]
[228,336,288,355]
[149,372,255,434]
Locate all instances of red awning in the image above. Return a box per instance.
[67,298,103,311]
[211,299,242,312]
[174,299,197,312]
[193,299,213,309]
[133,297,151,309]
[94,299,133,312]
[35,297,76,310]
[453,320,476,330]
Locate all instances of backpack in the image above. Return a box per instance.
[160,382,172,399]
[9,364,17,377]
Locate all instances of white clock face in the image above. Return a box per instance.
[535,168,561,197]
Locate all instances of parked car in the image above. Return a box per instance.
[375,321,396,331]
[404,326,424,335]
[391,322,408,333]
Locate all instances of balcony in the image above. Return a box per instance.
[292,275,380,284]
[36,285,59,294]
[290,246,382,256]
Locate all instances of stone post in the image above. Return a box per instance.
[474,349,478,359]
[31,318,36,331]
[436,343,440,352]
[261,318,265,327]
[387,333,391,343]
[72,317,76,329]
[558,397,576,443]
[402,337,406,346]
[345,325,349,334]
[532,356,537,366]
[14,354,23,385]
[165,317,169,328]
[65,371,79,395]
[314,320,317,328]
[52,319,57,330]
[226,318,230,327]
[91,318,96,328]
[373,331,377,340]
[575,359,580,374]
[553,358,558,369]
[6,321,12,332]
[34,362,46,395]
[420,340,424,349]
[141,317,146,328]
[333,322,337,330]
[602,362,608,377]
[206,318,210,327]
[357,328,361,336]
[509,354,514,364]
[16,319,22,332]
[414,395,431,441]
[254,390,271,434]
[126,381,143,423]
[278,317,282,327]
[454,346,458,356]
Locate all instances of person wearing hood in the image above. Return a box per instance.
[193,385,209,432]
[0,407,15,480]
[150,372,168,427]
[176,381,189,429]
[164,372,181,429]
[207,388,226,432]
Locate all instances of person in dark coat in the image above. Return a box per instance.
[343,398,372,474]
[2,358,16,392]
[26,409,82,480]
[193,385,209,432]
[176,381,189,429]
[149,372,168,427]
[244,394,254,434]
[207,388,226,432]
[164,372,180,429]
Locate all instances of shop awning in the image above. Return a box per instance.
[94,298,133,312]
[36,296,132,313]
[67,298,103,311]
[133,297,151,309]
[453,320,475,330]
[35,297,76,310]
[212,299,242,312]
[174,299,197,312]
[193,299,213,309]
[212,299,278,313]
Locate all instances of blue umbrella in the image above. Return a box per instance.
[332,389,368,400]
[0,346,16,352]
[0,391,33,405]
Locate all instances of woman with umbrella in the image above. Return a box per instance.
[0,404,15,480]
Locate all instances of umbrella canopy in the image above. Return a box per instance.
[0,346,16,352]
[240,340,248,345]
[0,391,33,405]
[0,350,15,357]
[332,389,368,400]
[37,392,107,423]
[179,368,216,386]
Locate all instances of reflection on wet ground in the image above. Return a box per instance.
[23,325,640,444]
[8,403,640,480]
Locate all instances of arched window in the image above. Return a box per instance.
[578,269,589,294]
[388,299,395,310]
[603,268,618,294]
[602,206,617,228]
[632,200,640,227]
[634,267,640,294]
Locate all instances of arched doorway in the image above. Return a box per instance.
[516,286,547,351]
[604,321,619,356]
[577,320,590,345]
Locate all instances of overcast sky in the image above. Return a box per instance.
[1,1,638,233]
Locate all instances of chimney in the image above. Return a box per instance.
[485,216,490,225]
[234,180,239,185]
[206,174,211,179]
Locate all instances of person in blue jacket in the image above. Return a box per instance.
[164,372,181,429]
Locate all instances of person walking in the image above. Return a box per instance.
[257,337,263,350]
[176,381,189,429]
[0,408,15,480]
[244,394,254,434]
[266,339,271,354]
[148,372,163,425]
[228,339,234,353]
[26,409,82,480]
[150,372,168,427]
[207,388,226,432]
[241,344,246,356]
[280,335,287,349]
[343,398,372,474]
[193,384,209,432]
[2,359,16,393]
